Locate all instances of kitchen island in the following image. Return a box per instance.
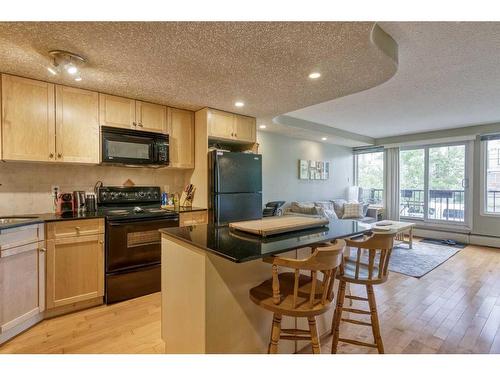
[160,219,370,354]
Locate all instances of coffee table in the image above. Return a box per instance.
[371,220,416,249]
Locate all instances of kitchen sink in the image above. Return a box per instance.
[0,216,39,224]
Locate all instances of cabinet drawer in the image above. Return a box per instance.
[46,219,104,240]
[179,211,208,227]
[0,224,44,251]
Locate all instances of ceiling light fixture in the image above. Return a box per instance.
[47,50,86,79]
[309,72,321,79]
[66,64,78,75]
[234,101,244,107]
[321,137,327,141]
[259,124,267,129]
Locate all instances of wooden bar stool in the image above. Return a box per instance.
[249,240,345,354]
[330,231,396,354]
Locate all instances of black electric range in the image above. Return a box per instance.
[97,186,179,304]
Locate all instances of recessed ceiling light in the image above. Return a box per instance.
[66,64,78,75]
[47,67,58,75]
[74,76,82,82]
[259,124,267,129]
[309,72,321,79]
[234,101,244,107]
[321,137,327,141]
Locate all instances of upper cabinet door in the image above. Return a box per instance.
[207,109,235,139]
[234,115,256,143]
[99,94,136,129]
[55,85,99,164]
[1,74,55,162]
[168,107,194,169]
[136,101,167,133]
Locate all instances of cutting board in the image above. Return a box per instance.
[229,216,329,237]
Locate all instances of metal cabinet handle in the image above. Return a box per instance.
[75,226,81,232]
[39,247,46,253]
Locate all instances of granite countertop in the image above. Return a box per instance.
[164,206,206,213]
[0,211,106,230]
[160,219,371,263]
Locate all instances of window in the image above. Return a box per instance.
[354,149,384,204]
[484,137,500,213]
[400,143,469,224]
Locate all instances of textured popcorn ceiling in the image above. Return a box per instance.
[0,22,396,128]
[287,22,500,139]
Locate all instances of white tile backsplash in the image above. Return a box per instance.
[0,162,191,215]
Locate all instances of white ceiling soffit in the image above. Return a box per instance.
[272,115,374,147]
[286,22,500,139]
[0,22,396,124]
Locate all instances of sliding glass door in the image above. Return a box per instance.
[400,143,469,225]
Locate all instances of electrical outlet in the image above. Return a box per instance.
[51,185,60,198]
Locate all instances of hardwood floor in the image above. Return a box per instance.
[1,241,500,354]
[0,293,164,354]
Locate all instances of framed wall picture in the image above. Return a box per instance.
[298,159,330,180]
[299,160,309,179]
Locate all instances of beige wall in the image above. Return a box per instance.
[0,162,190,215]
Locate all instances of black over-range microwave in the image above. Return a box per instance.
[101,126,169,166]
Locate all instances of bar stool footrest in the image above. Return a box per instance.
[345,295,368,301]
[338,338,378,348]
[341,318,372,327]
[342,307,371,315]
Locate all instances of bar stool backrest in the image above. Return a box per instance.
[342,231,396,283]
[269,239,345,309]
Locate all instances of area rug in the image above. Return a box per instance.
[388,241,463,278]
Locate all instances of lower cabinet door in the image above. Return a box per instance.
[46,234,104,309]
[0,242,44,335]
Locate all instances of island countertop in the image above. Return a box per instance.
[159,218,371,263]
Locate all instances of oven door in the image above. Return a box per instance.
[106,216,179,273]
[102,129,156,165]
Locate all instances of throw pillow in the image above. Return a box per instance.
[332,199,347,218]
[322,208,338,220]
[314,201,334,211]
[290,202,320,215]
[362,203,370,216]
[342,203,364,219]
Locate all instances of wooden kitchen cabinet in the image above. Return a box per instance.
[207,108,256,143]
[46,219,105,309]
[208,109,235,139]
[234,114,256,143]
[167,107,195,168]
[99,94,136,129]
[99,94,167,134]
[136,101,167,133]
[56,85,99,164]
[0,223,45,344]
[1,74,55,162]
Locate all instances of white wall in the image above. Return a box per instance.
[257,131,353,205]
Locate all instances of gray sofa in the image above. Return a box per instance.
[283,199,378,224]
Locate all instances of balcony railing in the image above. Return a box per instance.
[487,190,500,213]
[400,189,465,221]
[359,188,384,204]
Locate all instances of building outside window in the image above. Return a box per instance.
[484,137,500,213]
[354,148,384,204]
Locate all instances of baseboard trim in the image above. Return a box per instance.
[413,228,500,248]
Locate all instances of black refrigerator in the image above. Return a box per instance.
[209,150,262,225]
